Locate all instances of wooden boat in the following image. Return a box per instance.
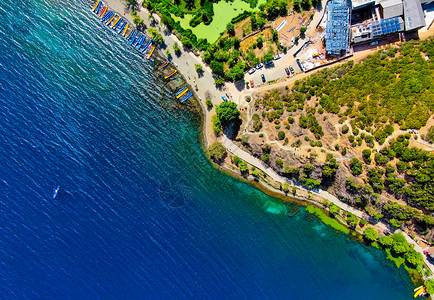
[92,0,100,12]
[110,16,121,28]
[159,61,169,69]
[122,23,129,36]
[176,88,188,99]
[145,46,155,59]
[106,13,116,26]
[164,70,177,79]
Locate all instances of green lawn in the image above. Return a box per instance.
[173,0,266,43]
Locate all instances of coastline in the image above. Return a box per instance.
[92,0,434,287]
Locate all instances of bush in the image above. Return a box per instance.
[278,131,286,140]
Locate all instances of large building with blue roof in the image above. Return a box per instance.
[324,0,427,57]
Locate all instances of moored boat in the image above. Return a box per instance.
[110,16,121,28]
[141,40,151,52]
[122,23,129,36]
[137,36,146,49]
[181,91,193,103]
[175,86,187,97]
[145,46,155,59]
[117,21,126,34]
[105,13,116,26]
[101,11,113,22]
[99,6,107,18]
[164,70,177,79]
[92,0,100,12]
[176,88,189,99]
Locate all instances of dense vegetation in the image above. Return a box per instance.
[246,39,434,239]
[298,39,433,134]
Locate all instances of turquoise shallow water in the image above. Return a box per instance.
[0,0,415,298]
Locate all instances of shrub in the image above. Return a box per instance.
[278,131,286,140]
[205,99,213,109]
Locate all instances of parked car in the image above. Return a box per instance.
[289,65,295,75]
[221,95,228,102]
[274,53,281,60]
[255,63,264,69]
[285,67,290,76]
[250,80,254,88]
[248,68,256,75]
[261,74,266,83]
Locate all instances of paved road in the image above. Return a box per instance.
[221,130,434,274]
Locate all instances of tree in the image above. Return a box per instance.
[209,141,226,161]
[425,279,434,295]
[195,64,203,73]
[278,131,285,140]
[181,36,192,47]
[300,27,307,35]
[173,42,181,55]
[363,227,379,242]
[210,61,224,76]
[126,0,138,9]
[427,126,434,143]
[347,213,359,228]
[329,204,340,216]
[256,37,263,48]
[226,23,235,35]
[205,99,213,109]
[216,102,240,127]
[350,158,363,175]
[405,250,424,268]
[362,149,372,163]
[238,161,248,172]
[391,233,410,255]
[378,235,393,247]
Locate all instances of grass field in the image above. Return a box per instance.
[173,0,266,43]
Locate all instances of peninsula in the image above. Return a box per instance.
[93,0,434,295]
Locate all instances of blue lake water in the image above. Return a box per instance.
[0,0,414,298]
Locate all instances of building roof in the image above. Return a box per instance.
[351,0,376,10]
[403,0,426,30]
[380,0,404,19]
[326,0,351,56]
[370,16,404,37]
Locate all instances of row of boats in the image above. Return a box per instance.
[91,0,155,59]
[175,86,193,103]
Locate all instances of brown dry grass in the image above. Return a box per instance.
[240,28,279,58]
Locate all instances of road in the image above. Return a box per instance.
[221,131,434,274]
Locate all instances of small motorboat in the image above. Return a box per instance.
[53,186,60,199]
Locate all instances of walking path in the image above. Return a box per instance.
[221,131,434,274]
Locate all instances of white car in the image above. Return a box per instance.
[248,68,256,75]
[255,63,264,69]
[274,53,281,60]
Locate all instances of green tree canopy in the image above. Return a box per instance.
[209,141,226,161]
[216,102,240,127]
[363,227,379,241]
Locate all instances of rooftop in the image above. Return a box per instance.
[403,0,426,30]
[380,0,404,19]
